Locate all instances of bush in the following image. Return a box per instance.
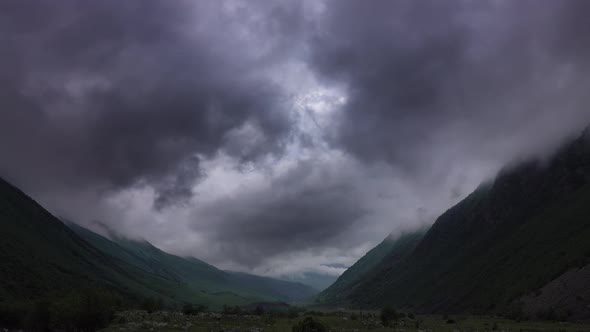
[288,307,300,319]
[222,304,242,315]
[380,306,400,327]
[140,297,164,313]
[254,305,265,316]
[182,303,207,315]
[292,317,327,332]
[264,315,277,326]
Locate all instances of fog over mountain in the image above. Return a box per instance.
[1,0,589,281]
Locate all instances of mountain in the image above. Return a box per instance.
[68,223,317,305]
[281,272,339,291]
[317,229,425,304]
[328,130,590,319]
[0,176,316,309]
[0,176,192,304]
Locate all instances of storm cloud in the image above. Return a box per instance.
[1,0,590,279]
[0,0,298,208]
[308,0,590,171]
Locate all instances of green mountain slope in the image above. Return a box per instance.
[68,223,317,304]
[341,130,590,318]
[0,177,197,304]
[0,177,316,309]
[316,229,425,304]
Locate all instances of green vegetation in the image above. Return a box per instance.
[317,229,425,304]
[0,176,172,303]
[292,317,327,332]
[100,309,590,332]
[182,304,208,316]
[329,130,590,318]
[69,223,317,307]
[4,127,590,329]
[0,287,122,331]
[0,175,317,330]
[380,306,403,327]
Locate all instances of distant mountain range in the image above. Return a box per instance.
[317,129,590,320]
[0,177,317,309]
[280,272,338,292]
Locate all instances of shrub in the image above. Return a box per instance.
[182,303,207,315]
[380,306,400,327]
[222,304,242,315]
[140,297,164,313]
[292,317,327,332]
[254,305,265,316]
[288,308,300,319]
[263,315,277,326]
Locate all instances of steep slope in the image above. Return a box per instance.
[69,223,317,303]
[0,176,316,309]
[316,229,425,304]
[0,177,199,304]
[343,130,590,318]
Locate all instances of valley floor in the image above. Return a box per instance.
[101,310,590,332]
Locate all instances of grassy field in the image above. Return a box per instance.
[100,310,590,332]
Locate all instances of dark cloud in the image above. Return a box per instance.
[191,159,369,268]
[0,0,297,208]
[307,0,590,172]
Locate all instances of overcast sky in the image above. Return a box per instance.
[2,0,590,280]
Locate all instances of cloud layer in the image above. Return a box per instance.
[1,0,590,279]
